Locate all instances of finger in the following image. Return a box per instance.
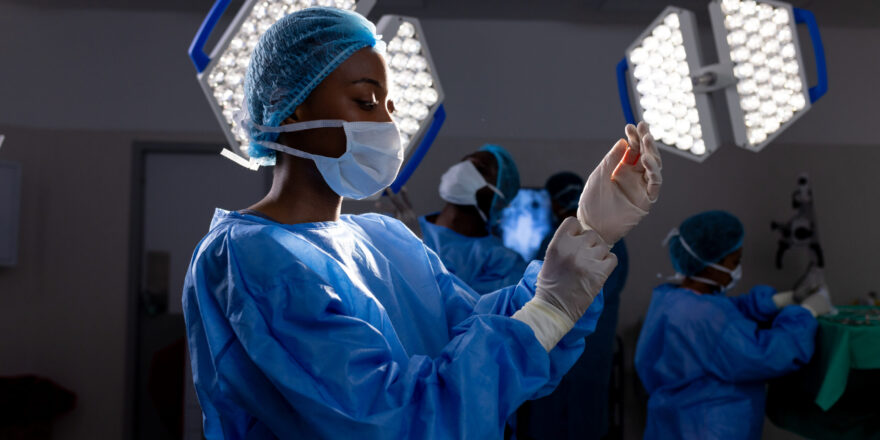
[558,217,585,237]
[643,155,662,202]
[638,134,661,174]
[613,143,645,179]
[622,147,641,166]
[642,137,661,173]
[376,188,393,209]
[600,139,629,179]
[637,121,650,139]
[400,187,412,206]
[646,135,663,172]
[643,153,662,181]
[625,124,641,155]
[387,192,404,210]
[579,228,600,248]
[642,133,661,165]
[601,252,619,275]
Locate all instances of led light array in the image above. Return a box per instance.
[383,20,442,149]
[629,12,707,156]
[204,0,360,156]
[717,0,808,147]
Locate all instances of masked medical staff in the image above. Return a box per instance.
[183,8,662,439]
[635,210,830,440]
[419,145,527,294]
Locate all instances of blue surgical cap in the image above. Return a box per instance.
[669,210,744,276]
[544,171,584,212]
[479,144,520,223]
[243,7,379,165]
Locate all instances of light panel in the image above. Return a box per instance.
[194,0,376,166]
[710,0,811,151]
[376,16,445,153]
[625,8,721,162]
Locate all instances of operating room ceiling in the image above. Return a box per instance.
[2,0,878,27]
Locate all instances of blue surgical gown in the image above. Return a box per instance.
[419,215,528,294]
[635,284,817,440]
[182,209,604,439]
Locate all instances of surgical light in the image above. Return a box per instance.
[376,16,445,162]
[709,0,814,150]
[624,8,718,161]
[188,0,377,168]
[617,1,827,162]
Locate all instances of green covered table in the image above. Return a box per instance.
[766,306,880,439]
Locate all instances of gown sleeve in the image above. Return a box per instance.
[192,227,567,439]
[695,298,817,383]
[425,243,604,398]
[727,284,782,323]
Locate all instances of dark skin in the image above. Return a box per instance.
[681,248,744,294]
[247,48,395,224]
[429,151,500,238]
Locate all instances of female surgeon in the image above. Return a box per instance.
[635,210,830,439]
[182,7,662,439]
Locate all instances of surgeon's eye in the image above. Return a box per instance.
[356,99,379,110]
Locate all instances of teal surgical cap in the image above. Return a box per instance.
[479,144,520,225]
[668,210,744,276]
[243,7,379,165]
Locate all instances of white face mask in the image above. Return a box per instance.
[689,263,742,293]
[438,160,504,223]
[248,118,403,200]
[664,228,743,293]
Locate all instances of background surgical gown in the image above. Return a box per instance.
[635,284,817,440]
[419,215,529,295]
[182,209,604,439]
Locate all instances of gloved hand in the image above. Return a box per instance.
[376,188,422,238]
[772,291,795,309]
[536,217,618,323]
[800,286,833,317]
[513,217,617,351]
[793,265,824,303]
[577,121,662,245]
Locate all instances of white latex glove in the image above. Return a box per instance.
[772,291,795,309]
[513,218,617,351]
[801,286,833,317]
[376,188,422,238]
[577,121,662,245]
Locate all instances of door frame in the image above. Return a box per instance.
[125,142,271,438]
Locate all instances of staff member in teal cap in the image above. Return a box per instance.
[419,144,530,294]
[636,210,830,439]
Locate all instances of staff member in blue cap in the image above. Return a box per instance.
[183,7,662,439]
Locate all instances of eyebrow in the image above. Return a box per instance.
[351,78,384,89]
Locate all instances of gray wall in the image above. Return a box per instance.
[0,128,132,439]
[0,2,877,439]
